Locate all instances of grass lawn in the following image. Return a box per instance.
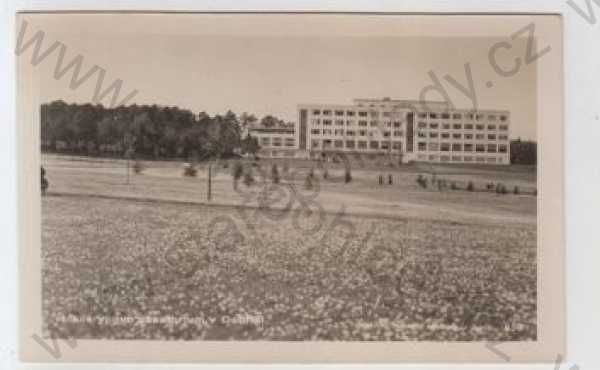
[41,153,537,341]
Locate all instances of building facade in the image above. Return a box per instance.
[247,97,511,164]
[296,98,511,164]
[246,126,298,158]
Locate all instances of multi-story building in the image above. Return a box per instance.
[247,97,511,164]
[296,98,511,164]
[246,125,298,158]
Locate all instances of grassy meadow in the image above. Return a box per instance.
[41,153,537,341]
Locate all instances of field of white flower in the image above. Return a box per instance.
[42,191,536,341]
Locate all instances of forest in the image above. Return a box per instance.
[39,100,283,160]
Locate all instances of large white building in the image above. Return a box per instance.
[249,98,511,165]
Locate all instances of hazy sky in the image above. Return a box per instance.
[21,14,538,139]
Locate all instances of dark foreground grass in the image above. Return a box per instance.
[42,196,536,341]
[42,194,536,341]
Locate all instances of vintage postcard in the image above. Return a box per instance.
[17,12,564,363]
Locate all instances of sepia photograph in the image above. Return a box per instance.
[17,12,564,363]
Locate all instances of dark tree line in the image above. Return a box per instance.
[510,139,537,165]
[40,100,265,160]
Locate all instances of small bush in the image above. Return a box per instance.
[183,163,197,177]
[232,162,244,189]
[133,160,144,174]
[41,166,49,195]
[344,167,352,183]
[467,181,475,192]
[496,183,508,194]
[513,186,520,195]
[417,174,428,188]
[486,182,495,191]
[243,170,255,187]
[271,164,280,184]
[451,182,458,190]
[304,173,313,190]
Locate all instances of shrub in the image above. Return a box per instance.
[232,162,244,189]
[344,167,352,183]
[133,160,144,174]
[271,164,280,184]
[243,170,255,187]
[513,186,520,195]
[304,173,313,190]
[451,182,458,190]
[41,166,49,195]
[496,183,508,194]
[183,163,197,177]
[467,181,475,192]
[417,174,428,188]
[487,182,495,191]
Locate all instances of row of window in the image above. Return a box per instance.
[259,137,296,148]
[417,142,508,153]
[311,129,403,137]
[310,109,508,122]
[310,119,508,132]
[310,128,507,141]
[262,149,297,157]
[417,112,508,121]
[416,154,506,163]
[311,109,401,118]
[311,119,403,128]
[312,139,403,151]
[417,132,509,141]
[418,122,508,131]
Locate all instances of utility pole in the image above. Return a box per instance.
[123,130,134,185]
[207,162,212,201]
[125,145,133,185]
